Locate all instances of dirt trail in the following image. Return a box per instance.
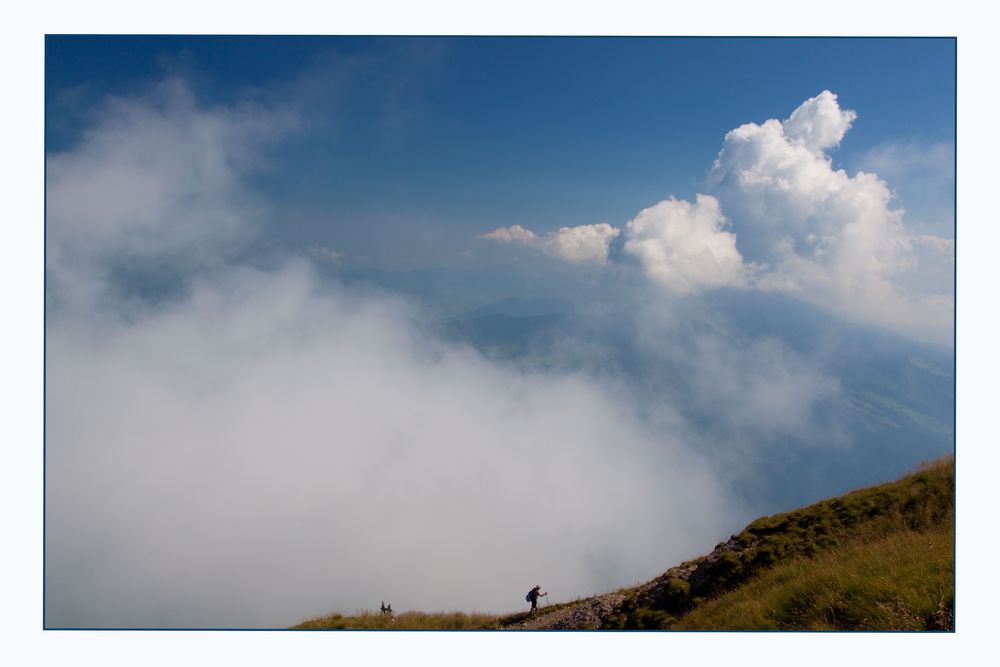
[508,593,625,630]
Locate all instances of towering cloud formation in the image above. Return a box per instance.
[781,89,857,153]
[480,90,953,343]
[707,90,951,340]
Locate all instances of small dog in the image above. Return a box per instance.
[380,601,393,616]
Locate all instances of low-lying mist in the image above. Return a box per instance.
[45,261,738,627]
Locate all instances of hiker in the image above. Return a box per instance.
[526,585,547,613]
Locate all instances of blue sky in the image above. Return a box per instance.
[47,36,955,270]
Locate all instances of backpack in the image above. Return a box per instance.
[526,591,532,602]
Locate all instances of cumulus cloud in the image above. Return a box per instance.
[782,89,857,154]
[479,91,952,343]
[45,78,735,628]
[707,92,882,257]
[481,198,748,295]
[623,195,747,294]
[479,224,538,244]
[480,222,619,264]
[540,223,620,263]
[707,90,952,342]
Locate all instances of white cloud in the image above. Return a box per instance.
[479,194,750,296]
[477,91,953,343]
[46,77,300,312]
[46,262,733,628]
[782,89,857,154]
[540,223,620,263]
[479,224,537,244]
[623,195,747,294]
[480,222,619,264]
[707,90,953,343]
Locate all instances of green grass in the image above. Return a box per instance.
[293,595,582,630]
[293,599,577,630]
[292,610,501,630]
[604,456,953,629]
[672,520,953,630]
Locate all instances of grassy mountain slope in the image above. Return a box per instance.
[292,457,953,631]
[603,456,953,630]
[670,521,953,630]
